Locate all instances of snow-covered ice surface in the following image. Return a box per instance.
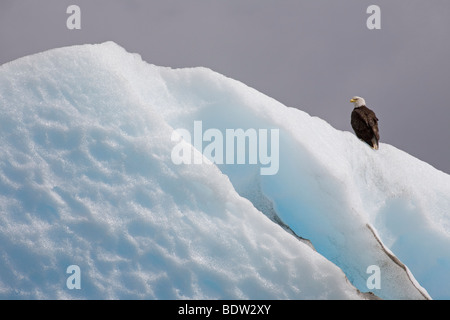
[0,42,449,299]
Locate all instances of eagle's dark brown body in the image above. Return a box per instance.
[351,105,379,149]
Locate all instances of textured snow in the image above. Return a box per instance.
[0,42,449,299]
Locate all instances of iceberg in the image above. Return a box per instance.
[0,42,449,299]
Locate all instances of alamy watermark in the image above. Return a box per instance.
[65,5,380,31]
[66,265,81,290]
[171,121,279,176]
[367,5,381,30]
[366,264,381,290]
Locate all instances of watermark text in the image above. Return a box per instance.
[171,121,279,175]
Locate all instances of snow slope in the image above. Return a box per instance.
[0,42,449,299]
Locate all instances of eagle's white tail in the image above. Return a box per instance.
[371,137,379,150]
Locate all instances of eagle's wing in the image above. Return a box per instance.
[366,109,380,141]
[356,108,379,139]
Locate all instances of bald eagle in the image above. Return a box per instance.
[350,96,379,150]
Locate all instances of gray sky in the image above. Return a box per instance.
[1,0,449,174]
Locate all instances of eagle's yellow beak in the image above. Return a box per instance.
[350,98,356,103]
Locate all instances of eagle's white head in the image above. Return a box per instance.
[350,96,366,107]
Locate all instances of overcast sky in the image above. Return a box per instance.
[1,0,449,174]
